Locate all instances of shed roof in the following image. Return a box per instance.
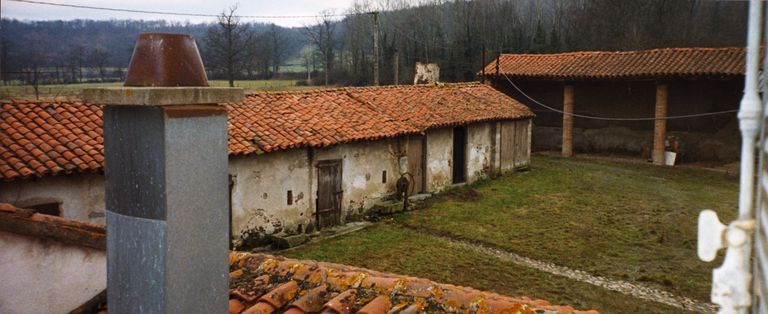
[479,47,745,81]
[228,252,596,314]
[1,83,533,181]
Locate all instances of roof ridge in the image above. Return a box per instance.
[242,82,484,97]
[499,46,744,58]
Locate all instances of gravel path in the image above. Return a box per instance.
[413,227,718,313]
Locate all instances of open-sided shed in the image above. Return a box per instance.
[480,47,745,164]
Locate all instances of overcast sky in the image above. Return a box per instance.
[4,0,358,27]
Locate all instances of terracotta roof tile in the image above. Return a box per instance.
[1,83,532,181]
[345,83,534,131]
[228,252,597,314]
[480,47,745,80]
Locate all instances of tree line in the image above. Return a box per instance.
[0,0,749,89]
[305,0,748,86]
[0,19,304,86]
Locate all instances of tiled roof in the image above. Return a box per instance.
[1,100,104,182]
[0,202,105,249]
[228,89,419,155]
[480,47,745,80]
[346,83,534,130]
[2,83,533,181]
[228,252,597,314]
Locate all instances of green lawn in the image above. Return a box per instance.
[0,79,313,101]
[284,155,738,313]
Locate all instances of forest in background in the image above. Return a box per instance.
[0,0,749,87]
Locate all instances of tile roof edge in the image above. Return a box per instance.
[495,46,744,58]
[0,203,106,250]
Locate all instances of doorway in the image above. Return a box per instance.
[452,126,467,184]
[407,135,426,193]
[316,159,342,229]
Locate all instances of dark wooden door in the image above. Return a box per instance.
[452,126,467,183]
[316,160,342,229]
[407,135,425,193]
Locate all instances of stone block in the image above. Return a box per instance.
[270,234,308,249]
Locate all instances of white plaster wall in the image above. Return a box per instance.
[426,127,453,192]
[313,139,400,222]
[466,122,494,182]
[0,174,105,224]
[0,231,106,314]
[229,149,312,244]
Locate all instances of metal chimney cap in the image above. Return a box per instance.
[124,33,209,87]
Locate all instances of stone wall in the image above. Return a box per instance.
[229,149,313,247]
[425,127,454,191]
[467,122,495,181]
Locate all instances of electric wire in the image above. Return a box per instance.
[501,72,739,121]
[8,0,353,19]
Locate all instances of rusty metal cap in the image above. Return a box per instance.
[124,33,209,87]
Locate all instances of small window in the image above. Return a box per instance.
[287,190,293,205]
[382,171,387,183]
[26,202,62,216]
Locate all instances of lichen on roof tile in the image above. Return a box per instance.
[227,252,597,314]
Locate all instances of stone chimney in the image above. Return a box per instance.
[414,62,440,84]
[83,33,243,313]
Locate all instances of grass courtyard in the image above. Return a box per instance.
[283,155,738,313]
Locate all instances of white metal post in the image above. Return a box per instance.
[698,1,762,313]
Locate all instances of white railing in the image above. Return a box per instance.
[698,0,764,313]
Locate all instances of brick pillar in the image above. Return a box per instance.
[653,84,668,165]
[562,85,574,157]
[84,33,243,313]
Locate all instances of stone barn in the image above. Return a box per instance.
[0,82,534,247]
[479,47,745,164]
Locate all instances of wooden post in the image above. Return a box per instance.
[562,85,574,157]
[371,11,380,86]
[481,45,486,84]
[653,84,668,165]
[393,49,399,85]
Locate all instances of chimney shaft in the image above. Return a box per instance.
[414,62,440,84]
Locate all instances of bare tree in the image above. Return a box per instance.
[305,10,338,86]
[67,43,86,83]
[89,47,110,82]
[205,5,252,87]
[267,24,287,75]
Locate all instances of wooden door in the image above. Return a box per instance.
[500,121,515,171]
[316,160,342,229]
[407,135,425,193]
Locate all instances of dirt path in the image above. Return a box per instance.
[403,224,718,313]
